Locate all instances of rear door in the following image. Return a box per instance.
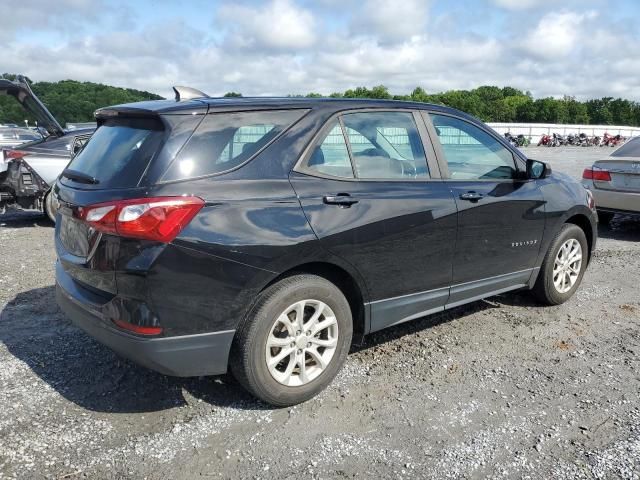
[290,110,458,332]
[424,112,546,306]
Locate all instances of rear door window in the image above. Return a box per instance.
[162,109,306,181]
[305,121,354,179]
[342,112,429,179]
[63,117,164,188]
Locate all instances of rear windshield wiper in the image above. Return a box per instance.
[61,168,99,185]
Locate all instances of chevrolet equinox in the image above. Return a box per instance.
[54,88,597,406]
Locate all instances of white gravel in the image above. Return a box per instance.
[1,147,639,479]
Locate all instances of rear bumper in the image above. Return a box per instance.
[582,180,640,214]
[55,264,235,377]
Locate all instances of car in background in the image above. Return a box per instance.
[0,76,94,221]
[582,136,640,224]
[54,89,597,406]
[0,127,42,148]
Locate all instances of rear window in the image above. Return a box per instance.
[64,117,164,188]
[611,137,640,158]
[161,109,306,181]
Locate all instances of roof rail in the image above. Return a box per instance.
[173,86,209,102]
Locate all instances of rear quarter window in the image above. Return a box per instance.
[161,109,306,181]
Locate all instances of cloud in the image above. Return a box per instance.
[1,0,639,101]
[0,0,108,41]
[491,0,558,10]
[217,0,317,51]
[350,0,430,43]
[521,10,598,58]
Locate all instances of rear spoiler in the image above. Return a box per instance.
[94,107,162,120]
[95,85,210,122]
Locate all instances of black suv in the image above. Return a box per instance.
[54,90,597,406]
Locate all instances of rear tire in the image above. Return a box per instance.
[230,274,353,407]
[532,224,588,305]
[597,210,614,226]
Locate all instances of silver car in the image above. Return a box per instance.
[582,136,640,224]
[0,127,42,148]
[0,76,93,221]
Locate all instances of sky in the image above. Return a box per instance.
[2,0,640,100]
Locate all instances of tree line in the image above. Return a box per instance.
[2,75,640,127]
[0,75,162,127]
[289,85,640,126]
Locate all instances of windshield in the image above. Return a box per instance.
[64,117,164,188]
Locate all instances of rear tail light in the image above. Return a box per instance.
[582,168,611,182]
[112,319,163,335]
[3,149,29,162]
[77,196,205,242]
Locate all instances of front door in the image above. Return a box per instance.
[425,112,546,307]
[290,111,458,332]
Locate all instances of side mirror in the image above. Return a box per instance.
[526,159,551,179]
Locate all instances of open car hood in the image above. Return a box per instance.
[0,75,64,137]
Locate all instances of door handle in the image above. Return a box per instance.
[459,191,484,202]
[323,194,359,207]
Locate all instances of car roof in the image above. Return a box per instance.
[97,97,470,120]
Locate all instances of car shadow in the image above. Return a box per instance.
[351,299,500,353]
[0,210,51,228]
[2,284,518,414]
[598,214,640,240]
[0,286,266,414]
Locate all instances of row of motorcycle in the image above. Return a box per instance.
[504,132,626,148]
[537,132,625,147]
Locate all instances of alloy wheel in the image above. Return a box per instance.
[553,238,583,293]
[265,299,339,387]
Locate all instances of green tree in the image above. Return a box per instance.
[0,76,163,126]
[368,85,392,99]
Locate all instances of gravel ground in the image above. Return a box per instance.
[1,146,639,479]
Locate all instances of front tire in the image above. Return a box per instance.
[533,224,588,305]
[230,274,353,407]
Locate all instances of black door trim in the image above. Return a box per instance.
[366,268,538,333]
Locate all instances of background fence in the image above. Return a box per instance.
[487,123,640,144]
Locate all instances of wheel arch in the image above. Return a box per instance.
[564,212,595,264]
[261,261,369,340]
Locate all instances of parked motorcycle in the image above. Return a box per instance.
[601,132,625,147]
[504,132,531,148]
[538,134,552,146]
[552,133,567,147]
